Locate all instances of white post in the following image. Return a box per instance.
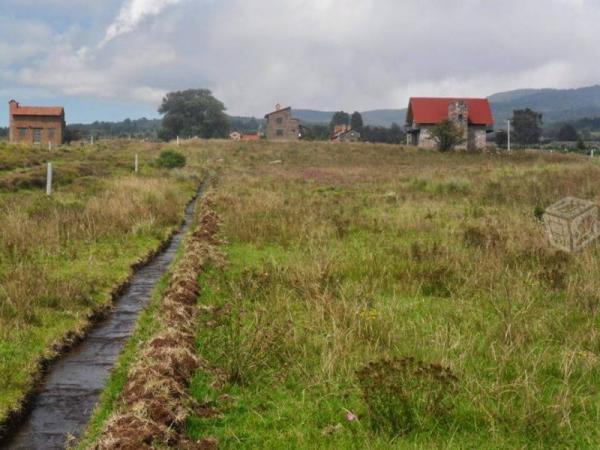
[176,136,180,146]
[135,154,139,173]
[48,141,52,151]
[507,120,511,152]
[46,162,53,196]
[90,135,94,145]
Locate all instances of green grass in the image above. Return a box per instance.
[0,140,206,424]
[185,142,600,448]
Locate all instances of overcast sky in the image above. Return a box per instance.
[1,0,599,125]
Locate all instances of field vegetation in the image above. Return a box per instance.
[0,140,204,425]
[183,141,600,448]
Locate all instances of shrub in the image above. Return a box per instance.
[356,357,458,437]
[156,150,186,169]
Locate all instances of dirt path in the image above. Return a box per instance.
[2,185,205,450]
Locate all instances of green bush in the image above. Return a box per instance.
[156,149,186,169]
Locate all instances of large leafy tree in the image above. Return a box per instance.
[158,89,229,141]
[350,111,364,133]
[428,119,465,152]
[512,108,543,145]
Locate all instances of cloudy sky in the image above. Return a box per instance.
[1,0,598,125]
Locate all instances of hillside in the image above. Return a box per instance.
[490,85,600,127]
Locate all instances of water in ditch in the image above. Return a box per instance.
[3,189,202,450]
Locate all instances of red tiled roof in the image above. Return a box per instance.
[408,98,493,126]
[12,105,64,117]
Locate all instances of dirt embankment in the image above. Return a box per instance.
[92,194,223,450]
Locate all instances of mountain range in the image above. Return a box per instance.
[293,85,600,129]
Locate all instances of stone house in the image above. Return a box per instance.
[264,105,300,140]
[331,124,361,143]
[9,100,65,146]
[405,98,493,150]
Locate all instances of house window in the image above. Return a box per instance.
[276,129,284,137]
[33,128,42,144]
[18,128,27,139]
[276,117,283,125]
[458,114,464,121]
[48,129,56,141]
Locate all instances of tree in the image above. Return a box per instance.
[388,123,404,144]
[428,119,465,152]
[63,126,82,143]
[512,109,543,145]
[158,89,229,141]
[495,130,508,149]
[557,124,579,142]
[351,111,364,133]
[329,111,350,133]
[0,127,8,138]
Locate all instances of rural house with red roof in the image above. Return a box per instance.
[405,98,494,150]
[8,100,65,146]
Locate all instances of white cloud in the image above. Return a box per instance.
[100,0,185,47]
[2,0,600,120]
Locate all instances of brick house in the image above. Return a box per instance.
[264,104,300,140]
[8,100,65,146]
[405,98,493,150]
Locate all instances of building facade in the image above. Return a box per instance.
[264,105,300,140]
[9,100,65,146]
[331,124,361,142]
[405,98,493,151]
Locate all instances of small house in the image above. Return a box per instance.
[264,104,300,141]
[331,124,361,143]
[405,97,494,150]
[8,100,65,146]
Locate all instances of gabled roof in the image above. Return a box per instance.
[407,98,493,126]
[265,106,291,118]
[10,101,64,117]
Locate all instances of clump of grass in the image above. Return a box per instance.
[156,149,186,169]
[356,357,458,436]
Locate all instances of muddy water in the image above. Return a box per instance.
[4,189,203,450]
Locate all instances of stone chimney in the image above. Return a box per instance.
[448,100,468,138]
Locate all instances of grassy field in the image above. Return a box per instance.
[0,140,204,425]
[183,141,600,448]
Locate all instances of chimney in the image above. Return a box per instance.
[8,100,18,143]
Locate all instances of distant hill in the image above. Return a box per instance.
[490,85,600,127]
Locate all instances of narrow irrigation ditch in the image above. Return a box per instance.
[2,182,207,450]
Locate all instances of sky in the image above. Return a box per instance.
[1,0,599,126]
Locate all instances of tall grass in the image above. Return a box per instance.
[187,142,600,448]
[0,142,201,423]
